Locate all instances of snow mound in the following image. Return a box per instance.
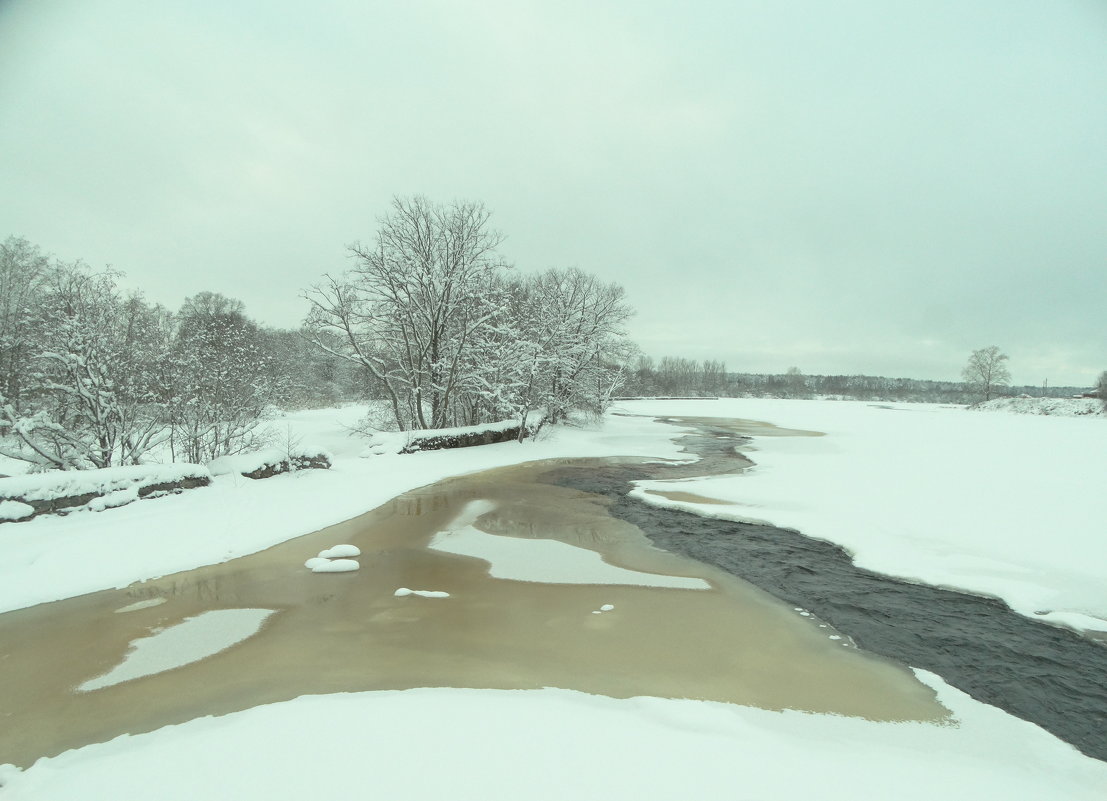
[0,463,210,503]
[394,588,451,598]
[970,397,1103,416]
[309,558,359,573]
[0,500,34,522]
[318,544,360,558]
[208,446,332,478]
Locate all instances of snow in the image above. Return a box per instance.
[4,677,1106,801]
[0,463,210,504]
[620,398,1107,633]
[77,609,275,692]
[317,544,360,558]
[308,558,359,573]
[393,588,451,598]
[430,501,710,589]
[971,396,1102,416]
[0,500,34,521]
[207,445,332,477]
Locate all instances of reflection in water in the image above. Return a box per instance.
[0,422,948,769]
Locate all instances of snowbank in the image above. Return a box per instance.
[3,678,1105,801]
[970,396,1103,416]
[0,463,211,521]
[400,415,542,453]
[208,446,332,479]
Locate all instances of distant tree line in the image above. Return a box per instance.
[621,354,1088,403]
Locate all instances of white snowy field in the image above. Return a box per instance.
[622,398,1107,633]
[3,399,1107,798]
[4,679,1106,801]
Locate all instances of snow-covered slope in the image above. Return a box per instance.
[971,396,1102,416]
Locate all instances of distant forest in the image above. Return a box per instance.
[619,356,1087,404]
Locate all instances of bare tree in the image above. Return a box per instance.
[962,346,1011,402]
[304,196,505,431]
[1097,370,1107,413]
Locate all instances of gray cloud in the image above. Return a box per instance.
[2,0,1104,385]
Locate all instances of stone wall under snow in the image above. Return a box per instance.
[0,464,212,523]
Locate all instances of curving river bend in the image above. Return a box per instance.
[549,416,1107,763]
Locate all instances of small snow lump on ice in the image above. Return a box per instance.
[319,544,361,559]
[310,558,360,573]
[305,544,362,573]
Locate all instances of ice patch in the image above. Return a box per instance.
[430,526,709,589]
[113,597,167,614]
[78,608,275,691]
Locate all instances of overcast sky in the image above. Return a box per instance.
[2,0,1105,386]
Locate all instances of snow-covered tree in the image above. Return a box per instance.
[165,292,275,463]
[0,236,50,415]
[305,196,505,431]
[505,268,635,428]
[0,263,170,469]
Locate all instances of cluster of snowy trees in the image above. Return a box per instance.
[0,237,355,470]
[304,196,635,433]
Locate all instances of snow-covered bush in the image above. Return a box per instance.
[0,463,211,521]
[400,417,541,453]
[969,397,1104,417]
[208,446,332,479]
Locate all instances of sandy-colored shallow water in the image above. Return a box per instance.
[0,444,947,768]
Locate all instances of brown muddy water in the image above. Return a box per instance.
[0,428,947,769]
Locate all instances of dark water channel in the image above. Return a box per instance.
[550,420,1107,763]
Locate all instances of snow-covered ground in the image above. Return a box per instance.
[5,678,1106,801]
[2,399,1107,798]
[971,396,1103,416]
[624,398,1107,634]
